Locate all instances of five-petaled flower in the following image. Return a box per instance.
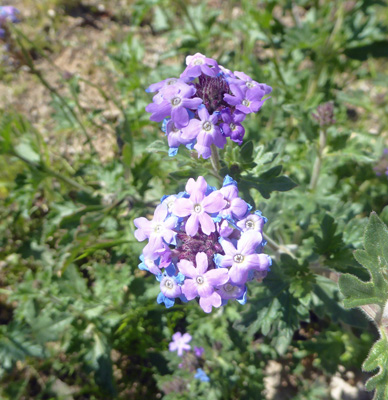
[169,332,192,356]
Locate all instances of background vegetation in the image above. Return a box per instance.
[0,0,387,399]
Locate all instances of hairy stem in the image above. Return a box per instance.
[210,144,223,183]
[309,128,327,190]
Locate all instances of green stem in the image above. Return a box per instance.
[309,128,327,191]
[210,144,223,183]
[177,0,201,41]
[263,233,296,259]
[12,152,94,194]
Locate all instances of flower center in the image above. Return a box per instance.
[154,224,163,233]
[246,220,255,229]
[167,79,177,85]
[233,254,244,263]
[194,204,202,213]
[196,276,204,285]
[202,121,212,131]
[171,97,181,106]
[246,81,255,88]
[230,123,236,130]
[193,59,204,65]
[224,283,234,292]
[242,99,250,107]
[165,279,174,289]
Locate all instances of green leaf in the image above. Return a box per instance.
[339,212,388,398]
[240,165,297,199]
[339,212,388,310]
[363,338,388,399]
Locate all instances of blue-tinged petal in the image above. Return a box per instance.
[223,175,237,187]
[169,147,178,157]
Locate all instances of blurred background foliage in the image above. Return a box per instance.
[0,0,387,399]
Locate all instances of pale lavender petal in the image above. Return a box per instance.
[238,231,262,254]
[182,279,199,300]
[194,141,212,159]
[186,213,200,236]
[201,64,219,77]
[234,71,251,82]
[198,106,210,121]
[220,254,234,267]
[173,198,193,217]
[228,264,249,285]
[178,259,198,279]
[205,268,229,286]
[181,118,202,141]
[195,252,209,275]
[229,84,245,99]
[230,198,248,219]
[197,282,214,298]
[221,185,238,201]
[224,94,241,106]
[146,101,171,121]
[202,191,227,213]
[153,203,168,222]
[243,253,263,270]
[198,213,215,235]
[199,292,222,313]
[220,239,237,257]
[212,129,227,149]
[172,106,189,128]
[182,333,192,343]
[181,97,202,110]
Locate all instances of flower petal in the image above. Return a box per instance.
[199,292,222,313]
[205,268,229,286]
[198,213,215,235]
[186,213,200,236]
[182,279,199,300]
[195,252,209,275]
[177,259,197,279]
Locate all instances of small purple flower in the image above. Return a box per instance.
[169,332,192,356]
[145,84,202,128]
[181,53,220,79]
[236,211,267,233]
[217,283,247,305]
[218,179,248,220]
[178,252,229,313]
[182,106,226,159]
[220,231,269,285]
[220,109,246,145]
[228,71,272,94]
[194,346,205,357]
[0,6,20,23]
[194,368,210,382]
[134,203,178,250]
[173,176,226,236]
[224,84,268,115]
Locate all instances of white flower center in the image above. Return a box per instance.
[242,99,250,107]
[196,276,204,285]
[154,224,163,233]
[246,81,255,88]
[246,220,255,229]
[165,279,174,289]
[167,199,175,211]
[193,59,204,65]
[202,121,212,131]
[194,204,202,213]
[230,123,236,130]
[233,254,244,263]
[171,97,181,106]
[167,79,177,85]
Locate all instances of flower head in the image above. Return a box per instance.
[134,175,271,313]
[145,54,271,158]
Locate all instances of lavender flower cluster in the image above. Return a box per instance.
[0,6,20,39]
[145,53,272,158]
[134,175,271,313]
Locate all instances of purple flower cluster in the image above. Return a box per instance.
[134,175,271,313]
[0,6,20,39]
[145,53,272,158]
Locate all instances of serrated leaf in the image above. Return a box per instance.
[339,212,388,399]
[363,338,388,399]
[339,212,388,310]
